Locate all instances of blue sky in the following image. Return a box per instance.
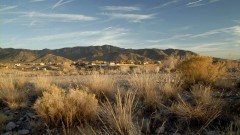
[0,0,240,59]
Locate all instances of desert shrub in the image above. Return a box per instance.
[100,90,140,135]
[83,74,115,100]
[170,84,222,124]
[128,73,160,107]
[159,76,182,102]
[33,85,98,127]
[0,76,27,109]
[33,76,53,94]
[177,56,225,86]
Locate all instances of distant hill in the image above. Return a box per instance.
[33,54,72,63]
[0,45,197,63]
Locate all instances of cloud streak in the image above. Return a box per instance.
[0,6,18,12]
[152,0,179,9]
[52,0,74,9]
[102,6,141,11]
[186,0,204,7]
[101,13,155,22]
[23,12,97,22]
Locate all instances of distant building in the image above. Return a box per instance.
[15,63,21,67]
[109,62,115,66]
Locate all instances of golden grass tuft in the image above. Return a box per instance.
[0,76,27,109]
[128,73,160,107]
[33,85,98,127]
[83,74,115,99]
[100,90,140,135]
[170,84,222,124]
[33,76,53,94]
[178,56,226,86]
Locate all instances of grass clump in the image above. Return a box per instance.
[178,56,225,86]
[128,73,160,107]
[0,76,27,109]
[33,85,98,128]
[170,84,222,124]
[100,90,140,135]
[83,74,115,100]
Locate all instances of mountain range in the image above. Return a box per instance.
[0,45,197,63]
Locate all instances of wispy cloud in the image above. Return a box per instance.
[186,0,204,7]
[0,5,18,12]
[23,12,97,22]
[191,25,240,38]
[209,0,220,3]
[102,6,141,11]
[101,13,155,23]
[23,27,130,48]
[52,0,74,9]
[152,0,180,9]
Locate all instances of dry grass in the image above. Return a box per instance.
[33,76,53,92]
[0,76,27,109]
[128,73,160,107]
[159,75,182,102]
[83,74,115,100]
[100,90,140,135]
[178,56,226,86]
[33,85,98,127]
[170,84,222,124]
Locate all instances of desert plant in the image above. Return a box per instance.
[177,56,225,86]
[83,74,115,100]
[170,84,222,125]
[33,76,53,96]
[33,85,98,128]
[100,90,140,135]
[128,73,160,107]
[0,76,27,109]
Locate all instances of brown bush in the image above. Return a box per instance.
[0,76,27,109]
[33,85,98,127]
[100,90,140,135]
[178,56,225,86]
[170,84,223,124]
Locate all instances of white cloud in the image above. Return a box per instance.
[191,25,240,38]
[152,0,179,9]
[26,27,130,47]
[52,0,74,9]
[101,13,155,22]
[0,5,17,12]
[186,0,204,7]
[102,6,141,11]
[23,12,97,22]
[209,0,220,3]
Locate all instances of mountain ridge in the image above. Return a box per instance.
[0,45,197,63]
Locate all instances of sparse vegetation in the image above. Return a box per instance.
[33,85,98,127]
[170,84,222,124]
[128,73,160,107]
[83,74,116,100]
[0,55,239,134]
[100,90,140,135]
[0,76,27,109]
